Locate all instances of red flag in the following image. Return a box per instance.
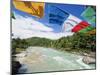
[72,21,89,32]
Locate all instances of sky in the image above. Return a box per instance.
[12,2,86,32]
[12,2,88,39]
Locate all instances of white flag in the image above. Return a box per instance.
[62,14,82,32]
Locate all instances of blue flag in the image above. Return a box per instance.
[48,5,69,25]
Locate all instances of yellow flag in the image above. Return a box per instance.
[13,0,45,18]
[87,29,96,35]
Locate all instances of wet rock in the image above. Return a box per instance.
[83,52,96,58]
[82,56,96,64]
[88,52,96,58]
[12,61,22,74]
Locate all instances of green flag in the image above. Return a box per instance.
[81,7,96,26]
[79,26,95,33]
[11,13,15,19]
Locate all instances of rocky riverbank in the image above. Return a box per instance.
[12,61,22,74]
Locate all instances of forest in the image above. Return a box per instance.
[12,32,96,54]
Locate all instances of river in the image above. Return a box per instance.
[15,47,95,73]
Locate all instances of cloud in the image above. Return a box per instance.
[12,14,53,32]
[12,14,74,40]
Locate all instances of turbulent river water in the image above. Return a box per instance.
[15,47,95,73]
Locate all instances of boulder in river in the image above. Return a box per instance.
[82,56,96,64]
[83,52,96,58]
